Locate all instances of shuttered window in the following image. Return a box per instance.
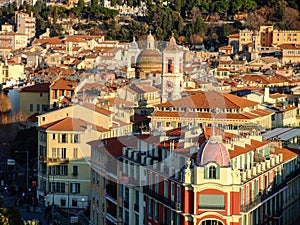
[199,194,225,209]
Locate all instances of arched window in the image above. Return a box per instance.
[200,220,223,225]
[130,56,135,65]
[167,59,173,73]
[209,166,216,179]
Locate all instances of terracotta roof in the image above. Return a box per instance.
[228,33,239,38]
[152,111,265,120]
[19,83,50,93]
[274,147,298,162]
[156,91,258,109]
[269,93,285,99]
[88,136,137,158]
[50,77,79,90]
[278,44,298,50]
[229,139,269,158]
[39,117,109,132]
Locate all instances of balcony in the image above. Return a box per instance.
[40,157,69,164]
[143,186,180,211]
[240,196,262,212]
[199,205,225,210]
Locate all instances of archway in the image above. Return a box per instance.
[200,220,223,225]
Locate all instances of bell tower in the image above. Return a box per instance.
[161,33,184,103]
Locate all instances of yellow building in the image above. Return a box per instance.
[239,26,300,51]
[0,61,24,84]
[36,103,133,209]
[19,82,50,117]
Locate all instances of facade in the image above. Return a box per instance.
[239,26,300,52]
[36,103,133,209]
[278,44,300,64]
[49,76,79,108]
[150,91,274,132]
[0,24,27,51]
[0,61,24,84]
[89,125,300,225]
[15,11,36,40]
[19,82,50,117]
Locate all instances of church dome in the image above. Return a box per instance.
[136,48,162,69]
[197,135,230,167]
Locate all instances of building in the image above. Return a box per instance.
[150,91,274,132]
[19,82,50,117]
[239,26,300,52]
[49,76,79,108]
[278,44,300,64]
[0,23,27,52]
[36,102,133,210]
[15,11,36,40]
[0,60,24,84]
[89,125,300,225]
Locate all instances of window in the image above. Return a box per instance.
[30,104,33,112]
[167,59,173,73]
[148,199,153,218]
[42,104,49,112]
[52,148,57,158]
[73,166,78,176]
[155,175,159,192]
[70,183,80,193]
[154,201,158,221]
[40,93,43,97]
[61,134,68,143]
[199,194,225,210]
[164,179,168,198]
[36,104,40,112]
[52,134,56,140]
[209,166,217,179]
[171,182,174,201]
[73,134,80,143]
[49,182,65,193]
[73,148,78,159]
[61,199,66,207]
[72,199,78,207]
[61,148,66,159]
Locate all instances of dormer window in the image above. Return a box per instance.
[209,166,217,179]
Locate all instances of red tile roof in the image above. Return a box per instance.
[19,83,50,93]
[39,117,109,132]
[50,77,79,90]
[156,91,258,109]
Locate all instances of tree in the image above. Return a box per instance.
[194,15,207,35]
[77,0,85,8]
[177,16,184,34]
[91,0,99,5]
[244,11,266,30]
[281,7,300,29]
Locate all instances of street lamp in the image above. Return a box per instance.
[15,150,29,190]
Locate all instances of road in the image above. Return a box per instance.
[2,190,48,225]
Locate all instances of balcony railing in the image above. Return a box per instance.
[199,205,225,210]
[143,186,179,211]
[40,156,69,164]
[240,196,262,212]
